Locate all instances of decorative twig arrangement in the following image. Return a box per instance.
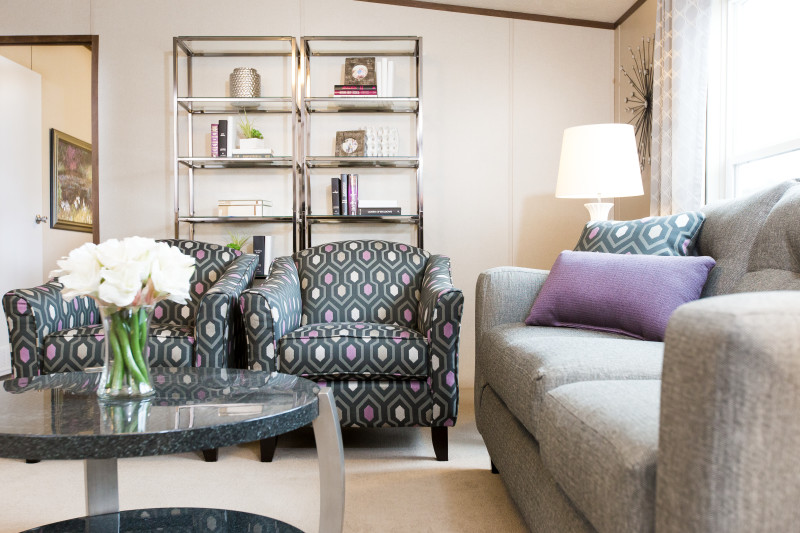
[620,36,654,169]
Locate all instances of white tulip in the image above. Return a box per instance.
[150,242,195,304]
[98,262,146,307]
[50,243,102,301]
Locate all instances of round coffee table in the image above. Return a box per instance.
[0,368,344,533]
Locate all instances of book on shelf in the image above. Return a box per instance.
[347,174,359,216]
[210,123,219,157]
[339,174,349,215]
[218,119,228,157]
[334,91,377,97]
[358,207,402,215]
[331,177,341,215]
[334,85,377,91]
[227,115,234,156]
[252,235,272,278]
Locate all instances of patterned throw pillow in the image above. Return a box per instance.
[574,212,706,256]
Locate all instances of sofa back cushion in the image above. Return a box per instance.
[294,240,429,327]
[697,179,798,297]
[730,185,800,292]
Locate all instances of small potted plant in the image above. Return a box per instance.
[226,231,250,251]
[238,112,264,151]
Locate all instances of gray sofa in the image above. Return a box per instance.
[475,179,800,532]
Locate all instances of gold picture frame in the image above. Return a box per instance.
[50,129,93,233]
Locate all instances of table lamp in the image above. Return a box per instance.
[555,123,644,221]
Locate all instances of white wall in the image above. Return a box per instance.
[0,0,615,387]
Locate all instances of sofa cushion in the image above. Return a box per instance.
[42,323,195,374]
[278,322,428,379]
[732,185,800,292]
[540,380,661,533]
[574,211,705,256]
[525,251,715,341]
[698,179,798,297]
[480,322,663,440]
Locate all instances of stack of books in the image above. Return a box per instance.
[333,84,377,97]
[330,175,401,215]
[210,117,233,157]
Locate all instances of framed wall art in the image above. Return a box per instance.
[50,128,93,233]
[335,130,366,157]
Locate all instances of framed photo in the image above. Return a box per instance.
[344,57,376,86]
[50,129,93,233]
[335,130,365,157]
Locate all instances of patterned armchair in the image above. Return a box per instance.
[242,240,464,461]
[3,240,258,379]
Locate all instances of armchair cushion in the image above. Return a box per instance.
[295,240,429,327]
[279,322,427,378]
[42,323,194,374]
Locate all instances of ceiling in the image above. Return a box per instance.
[389,0,638,25]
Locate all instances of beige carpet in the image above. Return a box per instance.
[0,388,527,532]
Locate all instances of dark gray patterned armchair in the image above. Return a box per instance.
[3,240,258,378]
[242,240,464,461]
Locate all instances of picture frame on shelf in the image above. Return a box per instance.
[344,57,376,85]
[335,130,366,157]
[50,128,92,233]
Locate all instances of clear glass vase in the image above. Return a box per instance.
[97,305,155,399]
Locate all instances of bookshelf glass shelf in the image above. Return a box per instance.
[305,156,419,169]
[179,215,293,223]
[176,36,295,57]
[304,97,418,113]
[177,156,294,169]
[307,215,419,224]
[304,37,419,57]
[177,97,295,114]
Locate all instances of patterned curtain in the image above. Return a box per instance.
[651,0,713,215]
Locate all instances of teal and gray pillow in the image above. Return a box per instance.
[574,211,705,256]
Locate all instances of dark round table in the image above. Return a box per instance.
[0,368,344,533]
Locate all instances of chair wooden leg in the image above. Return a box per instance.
[432,426,448,461]
[202,448,218,462]
[491,460,499,474]
[260,437,277,462]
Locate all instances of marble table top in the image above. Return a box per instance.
[23,507,304,532]
[0,368,319,460]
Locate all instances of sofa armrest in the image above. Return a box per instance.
[195,253,259,368]
[656,292,800,533]
[474,267,548,390]
[241,256,302,372]
[418,255,464,426]
[3,280,99,378]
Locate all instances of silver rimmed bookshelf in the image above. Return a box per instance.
[172,36,301,251]
[300,36,423,249]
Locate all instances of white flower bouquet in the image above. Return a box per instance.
[51,237,195,398]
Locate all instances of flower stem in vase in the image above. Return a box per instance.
[99,305,155,399]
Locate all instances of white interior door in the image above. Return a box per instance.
[0,55,43,376]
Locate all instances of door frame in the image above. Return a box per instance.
[0,35,100,244]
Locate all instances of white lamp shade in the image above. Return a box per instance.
[555,123,644,199]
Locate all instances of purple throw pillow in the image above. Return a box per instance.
[525,251,716,341]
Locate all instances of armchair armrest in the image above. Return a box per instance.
[241,256,302,372]
[418,255,464,426]
[656,292,800,533]
[195,253,259,368]
[2,280,98,377]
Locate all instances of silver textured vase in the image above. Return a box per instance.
[230,67,261,98]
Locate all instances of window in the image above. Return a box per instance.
[707,0,800,200]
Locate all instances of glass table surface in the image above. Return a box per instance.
[0,368,320,460]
